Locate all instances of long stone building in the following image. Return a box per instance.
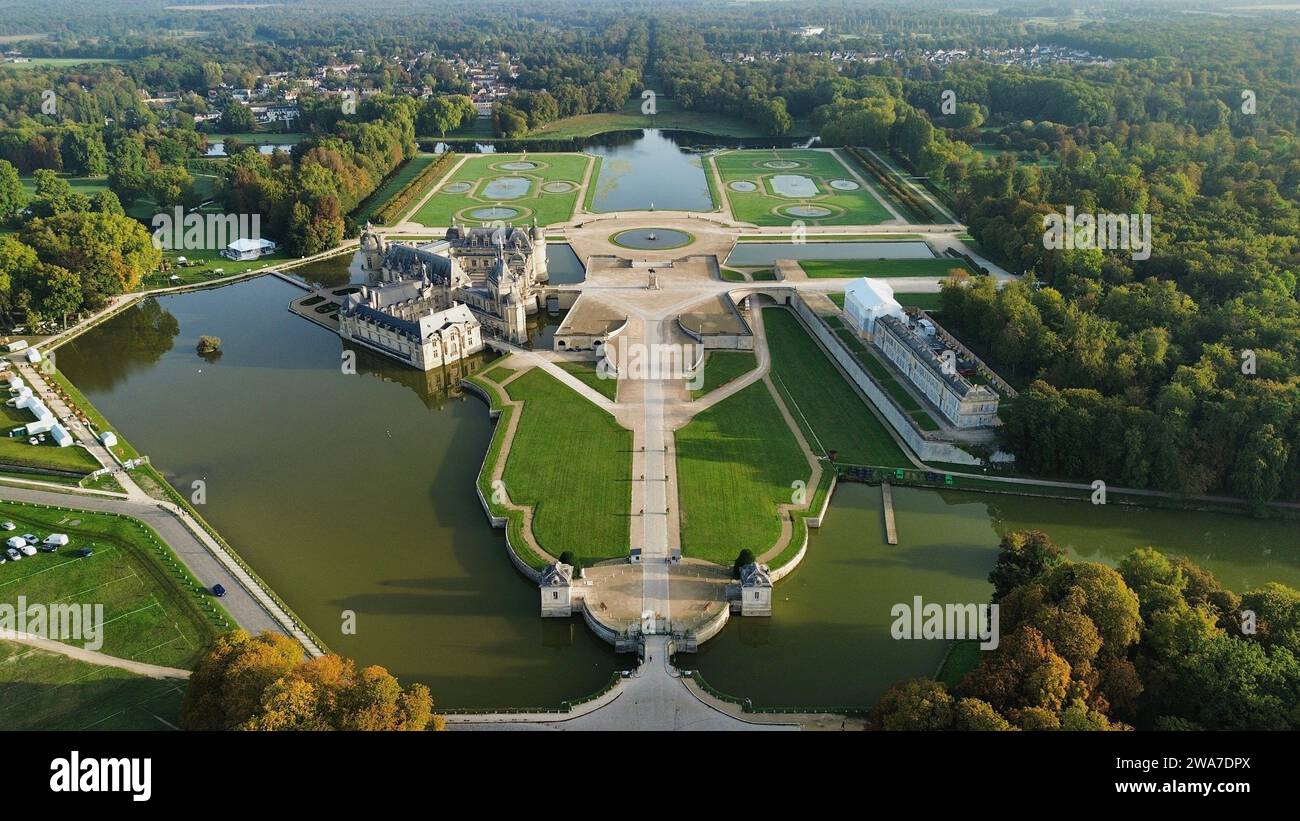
[872,313,999,428]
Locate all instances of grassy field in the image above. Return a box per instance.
[936,639,983,688]
[503,368,630,563]
[714,149,893,226]
[0,640,186,730]
[411,152,591,228]
[139,245,292,289]
[798,258,975,279]
[0,501,228,670]
[675,380,811,563]
[691,351,757,400]
[352,153,437,225]
[764,308,912,467]
[507,97,805,140]
[0,402,100,473]
[557,360,617,401]
[2,58,124,70]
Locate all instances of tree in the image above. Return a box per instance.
[107,137,149,204]
[21,210,162,305]
[221,101,255,133]
[180,630,303,730]
[0,160,24,223]
[732,548,756,579]
[182,630,438,731]
[148,164,194,210]
[988,530,1066,601]
[871,678,954,730]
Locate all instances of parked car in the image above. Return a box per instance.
[212,583,227,597]
[0,555,7,564]
[43,533,68,547]
[17,544,35,557]
[77,547,93,558]
[5,547,21,561]
[0,521,14,531]
[22,534,37,545]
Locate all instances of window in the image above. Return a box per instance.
[753,592,759,600]
[552,591,558,600]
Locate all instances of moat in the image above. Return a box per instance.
[57,271,1300,709]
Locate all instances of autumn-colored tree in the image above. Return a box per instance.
[988,530,1066,602]
[180,630,303,730]
[958,625,1072,715]
[181,630,439,731]
[870,678,954,731]
[952,697,1014,731]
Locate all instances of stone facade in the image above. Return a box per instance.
[872,314,999,428]
[739,562,773,617]
[353,220,552,357]
[540,562,574,617]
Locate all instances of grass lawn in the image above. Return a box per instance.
[936,639,983,688]
[352,153,437,225]
[675,380,810,563]
[411,152,591,228]
[799,258,976,279]
[0,640,186,730]
[764,308,912,467]
[139,245,293,290]
[2,58,124,70]
[714,149,893,226]
[557,360,617,401]
[0,403,100,473]
[0,500,228,669]
[520,97,803,140]
[691,351,757,400]
[480,364,517,384]
[503,368,630,563]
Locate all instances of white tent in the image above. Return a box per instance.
[100,431,118,448]
[24,347,41,364]
[50,424,73,447]
[843,278,906,337]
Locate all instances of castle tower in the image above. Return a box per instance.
[530,217,548,284]
[360,222,386,272]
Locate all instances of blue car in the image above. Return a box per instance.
[212,583,227,597]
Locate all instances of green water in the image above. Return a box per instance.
[53,272,1299,712]
[686,483,1300,709]
[57,276,620,709]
